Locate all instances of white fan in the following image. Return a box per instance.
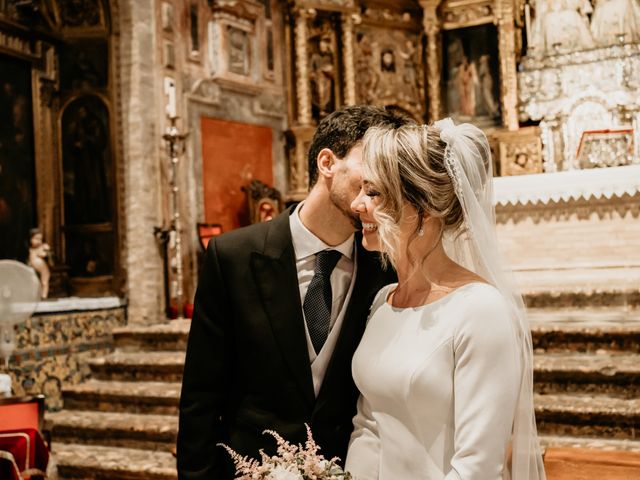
[0,260,41,370]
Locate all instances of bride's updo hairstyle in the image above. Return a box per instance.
[361,123,487,269]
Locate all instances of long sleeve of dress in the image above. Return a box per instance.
[445,295,521,480]
[345,393,381,480]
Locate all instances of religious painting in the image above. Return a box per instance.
[57,0,104,29]
[65,230,114,277]
[60,41,109,92]
[0,55,36,262]
[61,95,112,226]
[443,24,501,126]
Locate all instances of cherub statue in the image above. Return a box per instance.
[28,228,51,299]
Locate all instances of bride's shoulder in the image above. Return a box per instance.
[456,282,509,318]
[452,283,514,328]
[370,283,397,311]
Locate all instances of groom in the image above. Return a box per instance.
[177,105,408,479]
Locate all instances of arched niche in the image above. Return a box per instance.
[0,0,121,296]
[60,94,115,285]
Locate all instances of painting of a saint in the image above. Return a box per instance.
[62,96,111,225]
[443,25,501,124]
[0,55,36,262]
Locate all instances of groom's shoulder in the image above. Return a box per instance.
[212,210,290,256]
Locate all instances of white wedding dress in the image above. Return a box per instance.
[345,282,521,480]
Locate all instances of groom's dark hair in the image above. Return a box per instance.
[307,105,413,188]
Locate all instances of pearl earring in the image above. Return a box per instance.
[418,227,424,237]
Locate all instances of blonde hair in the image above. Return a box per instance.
[361,124,464,270]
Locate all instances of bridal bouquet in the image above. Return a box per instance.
[219,425,353,480]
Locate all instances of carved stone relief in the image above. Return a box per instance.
[354,26,425,120]
[527,0,640,56]
[441,0,493,29]
[228,26,250,75]
[494,127,543,176]
[519,44,640,170]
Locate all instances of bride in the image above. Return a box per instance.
[344,119,545,479]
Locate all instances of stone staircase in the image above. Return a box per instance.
[530,309,640,453]
[45,309,640,478]
[46,320,190,480]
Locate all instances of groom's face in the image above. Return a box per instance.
[329,144,364,230]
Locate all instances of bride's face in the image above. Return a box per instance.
[351,181,430,260]
[350,181,382,251]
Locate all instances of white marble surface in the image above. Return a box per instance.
[34,296,126,314]
[493,164,640,206]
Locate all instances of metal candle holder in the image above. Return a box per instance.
[162,117,188,319]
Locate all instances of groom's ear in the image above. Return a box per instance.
[316,148,337,179]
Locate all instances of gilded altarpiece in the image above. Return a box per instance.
[285,1,347,199]
[418,0,540,175]
[286,0,427,199]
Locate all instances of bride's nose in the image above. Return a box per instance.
[351,192,367,213]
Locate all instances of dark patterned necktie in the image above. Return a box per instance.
[303,249,342,355]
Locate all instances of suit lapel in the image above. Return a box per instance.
[314,237,386,410]
[251,208,316,408]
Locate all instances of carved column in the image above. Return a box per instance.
[294,6,312,125]
[341,12,356,106]
[540,117,559,172]
[496,0,519,131]
[420,0,442,122]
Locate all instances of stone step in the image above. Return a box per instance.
[88,351,185,382]
[62,380,181,415]
[113,320,191,352]
[46,410,178,451]
[540,434,640,453]
[52,443,177,480]
[529,310,640,353]
[534,352,640,396]
[535,393,640,440]
[542,446,640,480]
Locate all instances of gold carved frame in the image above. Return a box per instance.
[419,0,519,131]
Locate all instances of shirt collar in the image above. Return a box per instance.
[290,202,355,261]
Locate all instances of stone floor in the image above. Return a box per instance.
[44,311,640,478]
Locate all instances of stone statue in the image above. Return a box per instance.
[355,34,379,104]
[28,228,51,299]
[399,40,419,100]
[591,0,640,46]
[309,33,335,120]
[530,0,595,55]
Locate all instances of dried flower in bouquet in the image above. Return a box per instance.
[218,424,353,480]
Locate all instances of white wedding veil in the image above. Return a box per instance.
[434,118,546,480]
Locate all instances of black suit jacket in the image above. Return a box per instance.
[177,206,395,479]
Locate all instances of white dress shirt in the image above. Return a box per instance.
[289,202,357,396]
